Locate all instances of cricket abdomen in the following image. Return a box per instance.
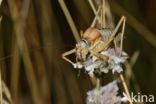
[82,27,113,43]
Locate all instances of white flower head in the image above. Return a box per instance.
[86,80,122,104]
[86,80,130,104]
[72,62,83,69]
[102,48,128,64]
[85,64,96,77]
[112,64,123,74]
[100,48,128,74]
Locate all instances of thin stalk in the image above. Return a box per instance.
[102,0,106,28]
[58,0,80,42]
[88,0,101,24]
[120,73,133,104]
[0,68,2,104]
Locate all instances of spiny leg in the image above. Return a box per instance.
[113,16,126,55]
[92,16,126,53]
[119,16,126,55]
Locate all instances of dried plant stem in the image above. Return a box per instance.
[105,0,115,28]
[130,51,140,67]
[102,0,106,28]
[58,0,80,42]
[0,1,3,103]
[27,3,51,102]
[0,68,2,104]
[88,0,96,15]
[10,42,20,103]
[119,73,133,104]
[0,17,2,104]
[90,6,101,28]
[124,62,144,104]
[8,0,43,104]
[88,0,101,24]
[89,0,115,28]
[2,82,12,103]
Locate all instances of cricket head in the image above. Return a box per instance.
[76,39,90,62]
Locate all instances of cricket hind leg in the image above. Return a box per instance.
[92,16,126,53]
[113,16,126,55]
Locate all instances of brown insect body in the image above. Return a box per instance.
[75,27,113,62]
[81,27,113,53]
[82,27,113,44]
[62,15,126,66]
[82,27,102,42]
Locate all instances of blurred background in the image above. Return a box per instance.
[0,0,156,104]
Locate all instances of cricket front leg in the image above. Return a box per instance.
[119,16,126,55]
[62,48,76,65]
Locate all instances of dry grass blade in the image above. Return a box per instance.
[58,0,80,42]
[130,51,140,67]
[105,0,115,28]
[124,61,144,104]
[88,0,101,24]
[10,41,20,103]
[101,0,106,28]
[0,68,12,104]
[119,74,133,104]
[0,1,3,103]
[0,0,2,6]
[90,6,101,28]
[2,82,12,103]
[0,69,2,104]
[8,0,43,104]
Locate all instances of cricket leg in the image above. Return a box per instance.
[109,16,126,54]
[113,33,122,51]
[111,16,126,38]
[62,48,76,65]
[119,16,126,55]
[113,16,126,55]
[94,16,126,53]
